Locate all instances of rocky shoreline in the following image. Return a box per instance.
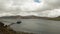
[0,22,34,34]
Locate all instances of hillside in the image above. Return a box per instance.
[0,15,60,21]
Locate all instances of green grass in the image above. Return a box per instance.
[47,18,60,21]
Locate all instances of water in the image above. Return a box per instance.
[1,18,60,34]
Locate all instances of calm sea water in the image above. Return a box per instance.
[0,18,60,34]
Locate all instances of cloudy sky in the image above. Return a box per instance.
[0,0,60,18]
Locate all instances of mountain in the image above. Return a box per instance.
[0,15,60,21]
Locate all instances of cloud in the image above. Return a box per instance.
[36,0,60,11]
[0,0,60,18]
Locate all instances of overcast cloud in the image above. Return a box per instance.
[0,0,60,18]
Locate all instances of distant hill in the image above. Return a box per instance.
[0,15,60,21]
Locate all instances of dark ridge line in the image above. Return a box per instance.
[0,15,60,21]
